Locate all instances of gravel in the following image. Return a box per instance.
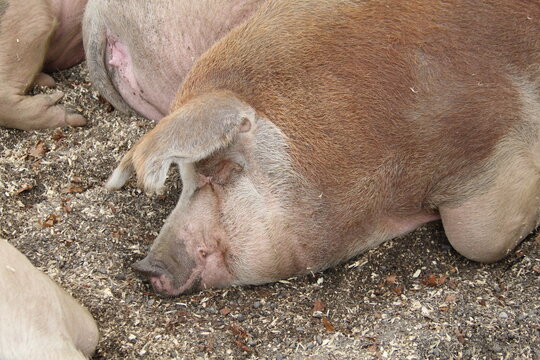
[0,63,539,359]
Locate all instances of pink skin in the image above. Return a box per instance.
[45,0,87,71]
[106,34,165,121]
[147,251,230,296]
[82,0,263,122]
[133,182,236,296]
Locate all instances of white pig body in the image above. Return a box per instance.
[0,240,99,359]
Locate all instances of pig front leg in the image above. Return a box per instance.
[0,0,86,130]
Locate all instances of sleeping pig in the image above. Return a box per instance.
[107,0,540,296]
[0,239,98,359]
[0,0,87,130]
[83,0,263,121]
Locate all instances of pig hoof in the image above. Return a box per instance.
[34,73,57,88]
[65,113,87,127]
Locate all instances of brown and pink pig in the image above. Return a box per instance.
[107,0,540,296]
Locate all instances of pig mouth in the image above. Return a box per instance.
[132,258,203,297]
[149,269,203,297]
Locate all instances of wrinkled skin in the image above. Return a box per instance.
[0,240,99,359]
[83,0,263,121]
[0,0,87,130]
[108,0,540,296]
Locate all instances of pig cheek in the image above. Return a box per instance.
[200,252,234,289]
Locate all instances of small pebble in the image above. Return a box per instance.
[205,307,217,314]
[253,301,262,309]
[499,311,508,319]
[275,354,285,360]
[147,299,154,306]
[316,335,322,345]
[307,342,316,349]
[235,314,246,322]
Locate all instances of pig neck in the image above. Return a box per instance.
[44,0,86,71]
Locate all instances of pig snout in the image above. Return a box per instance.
[132,254,200,296]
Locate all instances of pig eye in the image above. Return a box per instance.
[199,249,207,258]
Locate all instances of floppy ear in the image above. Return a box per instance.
[105,92,256,194]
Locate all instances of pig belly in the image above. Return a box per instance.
[106,34,165,120]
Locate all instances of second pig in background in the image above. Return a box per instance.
[83,0,263,121]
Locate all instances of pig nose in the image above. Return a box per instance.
[132,256,170,278]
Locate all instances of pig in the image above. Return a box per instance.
[0,239,99,359]
[106,0,540,296]
[82,0,263,121]
[0,0,87,130]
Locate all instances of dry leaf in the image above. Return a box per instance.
[385,274,397,285]
[367,344,377,353]
[28,141,48,158]
[230,324,248,338]
[322,316,335,332]
[61,185,85,194]
[219,307,231,316]
[42,214,60,228]
[393,285,404,296]
[422,274,447,287]
[52,130,66,142]
[532,265,540,273]
[234,340,251,352]
[313,299,326,312]
[15,184,33,195]
[71,176,84,184]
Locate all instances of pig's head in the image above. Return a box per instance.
[109,92,315,296]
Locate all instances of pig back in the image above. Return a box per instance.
[177,0,540,212]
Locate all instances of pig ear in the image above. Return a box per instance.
[106,92,255,194]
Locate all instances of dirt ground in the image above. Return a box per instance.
[0,64,539,360]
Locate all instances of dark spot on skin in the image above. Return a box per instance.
[0,0,9,21]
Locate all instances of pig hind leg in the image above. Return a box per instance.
[439,141,540,263]
[0,0,85,130]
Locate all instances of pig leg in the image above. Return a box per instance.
[0,0,85,130]
[439,148,540,263]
